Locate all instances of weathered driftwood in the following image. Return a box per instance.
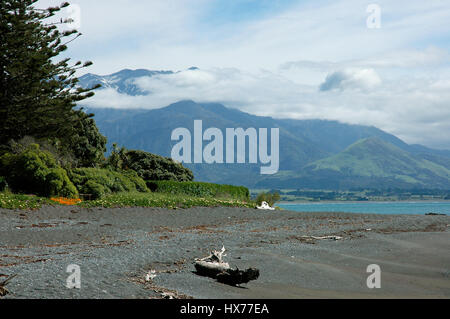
[0,274,17,297]
[194,260,230,277]
[194,247,259,286]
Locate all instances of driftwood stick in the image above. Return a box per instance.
[196,246,228,263]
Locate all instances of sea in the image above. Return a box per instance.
[276,201,450,215]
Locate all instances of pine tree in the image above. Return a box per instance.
[0,0,101,149]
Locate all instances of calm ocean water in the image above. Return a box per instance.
[277,201,450,215]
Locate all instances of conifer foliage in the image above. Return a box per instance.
[0,0,101,152]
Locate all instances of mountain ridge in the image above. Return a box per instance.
[77,69,450,189]
[83,100,450,189]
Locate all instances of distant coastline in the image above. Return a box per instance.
[276,201,450,215]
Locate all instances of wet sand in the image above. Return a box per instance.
[0,206,449,299]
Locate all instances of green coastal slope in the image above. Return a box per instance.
[255,137,450,189]
[309,137,450,178]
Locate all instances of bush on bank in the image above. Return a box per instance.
[147,180,250,201]
[0,144,78,198]
[68,167,149,199]
[109,148,194,182]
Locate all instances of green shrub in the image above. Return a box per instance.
[83,181,106,200]
[6,136,75,168]
[68,167,149,199]
[0,144,78,198]
[122,170,149,192]
[45,168,79,198]
[147,180,250,201]
[110,148,194,182]
[255,192,280,207]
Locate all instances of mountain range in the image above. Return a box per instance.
[78,69,450,190]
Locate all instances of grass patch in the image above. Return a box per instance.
[1,190,255,211]
[79,192,255,209]
[0,192,56,210]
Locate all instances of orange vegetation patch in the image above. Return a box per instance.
[50,197,82,205]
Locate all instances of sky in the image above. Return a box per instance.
[36,0,450,150]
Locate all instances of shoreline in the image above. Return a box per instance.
[278,200,450,204]
[1,205,449,299]
[276,201,450,216]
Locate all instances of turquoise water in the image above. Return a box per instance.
[277,201,450,215]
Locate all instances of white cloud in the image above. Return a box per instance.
[281,47,450,71]
[36,0,450,74]
[35,0,450,149]
[82,66,450,149]
[319,68,382,91]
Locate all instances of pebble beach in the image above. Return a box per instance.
[1,206,449,299]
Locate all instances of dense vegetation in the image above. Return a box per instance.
[0,1,225,208]
[0,0,106,166]
[108,146,193,182]
[68,168,148,199]
[0,144,78,198]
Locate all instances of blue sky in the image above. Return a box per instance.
[37,0,450,149]
[199,0,300,24]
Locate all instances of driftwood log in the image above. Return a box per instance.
[0,274,17,297]
[194,247,259,286]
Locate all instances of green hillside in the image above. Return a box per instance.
[305,137,450,187]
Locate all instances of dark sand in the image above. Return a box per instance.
[0,206,449,299]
